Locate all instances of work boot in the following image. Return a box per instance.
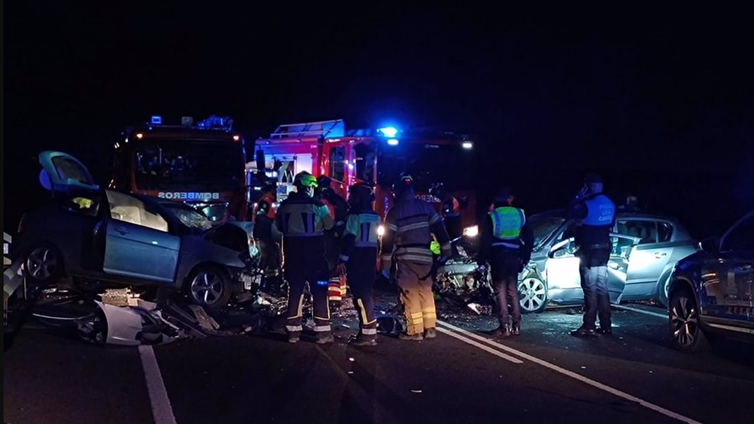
[288,331,301,344]
[424,328,437,339]
[570,326,597,337]
[349,334,377,346]
[512,322,521,336]
[399,332,423,341]
[316,332,335,344]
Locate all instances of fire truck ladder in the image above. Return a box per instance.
[269,119,345,139]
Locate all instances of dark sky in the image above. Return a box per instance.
[4,3,754,235]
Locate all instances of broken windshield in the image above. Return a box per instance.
[134,139,244,191]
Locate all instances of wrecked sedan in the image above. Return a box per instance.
[12,151,254,310]
[517,209,699,313]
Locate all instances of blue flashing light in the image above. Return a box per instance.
[151,116,162,125]
[378,127,398,138]
[387,138,399,146]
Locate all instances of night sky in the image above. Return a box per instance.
[4,3,753,237]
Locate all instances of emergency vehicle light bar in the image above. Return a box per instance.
[270,119,345,139]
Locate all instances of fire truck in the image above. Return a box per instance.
[110,115,251,233]
[248,119,479,238]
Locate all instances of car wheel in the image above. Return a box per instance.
[518,274,548,314]
[187,266,232,310]
[25,244,64,285]
[669,289,710,352]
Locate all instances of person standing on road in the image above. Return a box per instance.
[381,174,452,341]
[252,181,282,280]
[336,182,381,346]
[316,175,350,305]
[477,188,533,337]
[569,173,616,337]
[275,171,335,344]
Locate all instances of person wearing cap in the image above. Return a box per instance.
[381,173,452,341]
[274,171,335,344]
[315,175,351,304]
[477,188,533,337]
[336,182,381,346]
[569,173,616,337]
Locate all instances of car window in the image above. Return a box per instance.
[721,215,754,252]
[657,222,674,242]
[616,219,657,244]
[164,205,213,231]
[106,190,169,233]
[52,156,92,184]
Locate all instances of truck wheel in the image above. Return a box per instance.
[669,289,710,352]
[518,274,548,314]
[187,266,232,310]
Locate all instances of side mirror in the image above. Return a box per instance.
[548,238,573,259]
[700,237,720,253]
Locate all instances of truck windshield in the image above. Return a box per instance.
[134,139,244,191]
[376,142,475,192]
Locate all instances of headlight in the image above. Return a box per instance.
[463,225,479,237]
[377,225,385,237]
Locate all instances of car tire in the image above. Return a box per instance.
[518,273,548,314]
[24,243,65,285]
[669,288,710,352]
[187,265,233,310]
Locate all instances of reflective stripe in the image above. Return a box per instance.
[429,213,441,224]
[395,254,433,263]
[381,254,393,261]
[398,221,430,233]
[411,312,423,318]
[412,318,424,324]
[314,325,332,332]
[423,312,437,319]
[386,223,398,231]
[357,299,369,325]
[398,247,431,254]
[286,325,303,332]
[492,242,520,249]
[315,316,331,322]
[361,328,378,335]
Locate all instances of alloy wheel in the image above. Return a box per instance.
[26,247,58,281]
[670,294,700,348]
[190,270,225,307]
[519,277,547,313]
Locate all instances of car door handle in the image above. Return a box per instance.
[654,252,667,258]
[115,226,128,235]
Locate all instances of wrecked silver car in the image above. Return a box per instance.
[11,151,255,310]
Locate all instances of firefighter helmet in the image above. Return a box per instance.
[349,182,375,207]
[392,173,414,194]
[293,171,318,188]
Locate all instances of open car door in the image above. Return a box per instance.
[547,233,640,303]
[38,151,100,193]
[101,190,181,284]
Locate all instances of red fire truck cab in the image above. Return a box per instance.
[111,115,250,233]
[249,119,479,240]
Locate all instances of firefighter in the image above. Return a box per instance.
[252,181,281,279]
[476,188,534,337]
[430,182,462,241]
[274,171,335,344]
[336,182,381,346]
[381,173,452,341]
[315,175,350,304]
[569,173,617,337]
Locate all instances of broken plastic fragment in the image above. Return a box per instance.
[411,390,423,393]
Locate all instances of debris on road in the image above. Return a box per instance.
[411,390,423,394]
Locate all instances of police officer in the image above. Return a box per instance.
[477,189,533,337]
[381,174,452,341]
[569,173,616,337]
[274,171,335,344]
[336,182,381,346]
[316,176,350,303]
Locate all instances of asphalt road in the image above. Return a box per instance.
[4,293,754,424]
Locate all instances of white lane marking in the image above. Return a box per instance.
[614,304,667,319]
[138,345,178,424]
[437,321,704,424]
[436,327,523,364]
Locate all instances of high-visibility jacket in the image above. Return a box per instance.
[490,206,526,249]
[274,192,334,238]
[339,210,381,263]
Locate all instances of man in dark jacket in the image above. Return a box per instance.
[569,173,616,337]
[316,175,350,303]
[477,188,533,337]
